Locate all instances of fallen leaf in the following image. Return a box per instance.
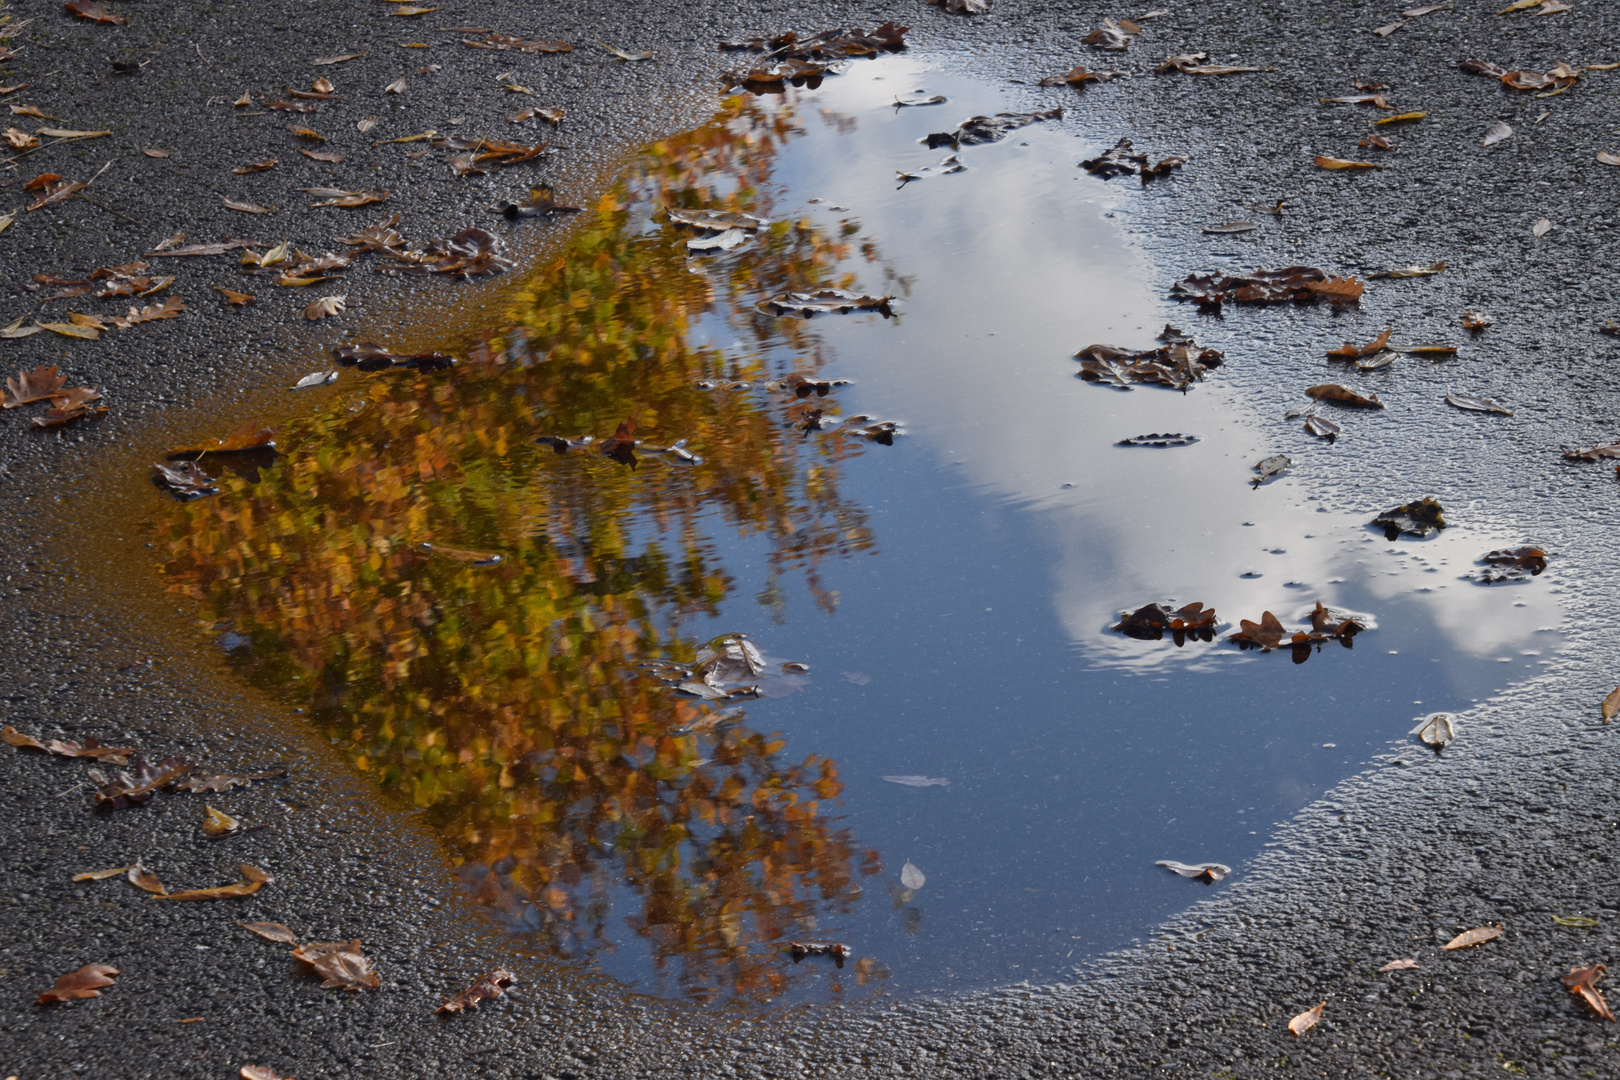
[303,188,389,208]
[241,1068,294,1080]
[598,416,639,469]
[299,148,345,163]
[881,775,950,787]
[1304,414,1341,441]
[112,295,185,330]
[11,104,50,119]
[1289,1002,1326,1036]
[1202,221,1257,234]
[686,228,749,253]
[202,805,242,838]
[1076,328,1225,391]
[1483,120,1513,146]
[1314,155,1384,170]
[666,207,771,232]
[1442,925,1503,950]
[384,75,407,94]
[127,860,167,894]
[36,317,103,340]
[1373,111,1425,125]
[357,116,378,133]
[1476,546,1546,584]
[595,39,653,61]
[292,369,340,390]
[1228,611,1287,650]
[1372,497,1445,540]
[1358,134,1393,150]
[1565,441,1620,462]
[438,969,518,1014]
[900,860,926,890]
[153,864,272,901]
[173,768,287,792]
[788,941,849,966]
[3,366,70,409]
[214,286,255,306]
[1327,327,1392,359]
[1373,19,1407,35]
[1462,309,1493,330]
[1368,262,1446,279]
[1118,432,1200,447]
[1410,712,1456,748]
[758,289,895,318]
[1555,915,1601,928]
[1604,687,1620,724]
[291,939,380,990]
[73,865,134,882]
[27,178,88,211]
[289,126,325,141]
[1388,342,1457,356]
[1599,151,1620,167]
[3,126,40,149]
[1307,384,1385,409]
[63,0,128,25]
[1082,18,1132,50]
[1533,218,1553,237]
[1081,137,1187,181]
[223,197,273,215]
[1155,53,1272,75]
[1446,389,1512,416]
[1379,958,1420,972]
[1113,602,1218,644]
[926,0,993,12]
[89,753,195,808]
[165,422,276,459]
[1562,964,1615,1022]
[1403,2,1451,13]
[1171,267,1362,309]
[1252,454,1292,486]
[305,295,346,320]
[390,3,439,13]
[1156,860,1231,883]
[38,964,119,1004]
[238,921,298,944]
[924,107,1061,148]
[1320,93,1395,109]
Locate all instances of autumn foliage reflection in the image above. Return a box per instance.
[156,94,897,1001]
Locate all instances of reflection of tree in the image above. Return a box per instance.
[156,92,894,1002]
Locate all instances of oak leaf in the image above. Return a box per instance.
[112,295,185,329]
[3,367,68,408]
[89,753,195,808]
[291,939,380,990]
[1372,497,1445,539]
[1562,965,1615,1022]
[127,860,167,894]
[305,295,346,320]
[38,963,119,1003]
[2,726,133,762]
[438,969,518,1013]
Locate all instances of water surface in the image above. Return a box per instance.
[149,59,1560,1004]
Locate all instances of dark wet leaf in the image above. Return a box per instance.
[1038,66,1123,87]
[1373,497,1446,540]
[1441,925,1502,950]
[758,289,894,318]
[64,1,128,25]
[881,775,949,787]
[1310,602,1365,642]
[383,228,514,279]
[1155,860,1230,883]
[152,460,219,501]
[331,342,456,372]
[1118,432,1199,447]
[38,963,119,1003]
[597,417,638,468]
[1080,137,1186,181]
[1307,384,1385,409]
[1562,964,1615,1022]
[27,177,88,212]
[1202,220,1256,234]
[30,387,108,428]
[1229,611,1287,650]
[438,969,518,1013]
[1446,389,1512,416]
[500,186,582,220]
[923,107,1061,148]
[1156,53,1270,75]
[1252,454,1291,486]
[1564,441,1620,462]
[292,939,379,989]
[1076,328,1224,391]
[788,941,848,967]
[153,863,273,901]
[238,920,298,944]
[1171,267,1363,310]
[1304,413,1341,441]
[2,725,133,763]
[1410,712,1456,748]
[1478,546,1546,582]
[1113,601,1218,644]
[1326,327,1392,360]
[89,753,195,809]
[725,57,842,93]
[717,23,909,62]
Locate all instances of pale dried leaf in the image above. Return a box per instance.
[1441,925,1503,950]
[1288,1001,1325,1036]
[237,921,298,944]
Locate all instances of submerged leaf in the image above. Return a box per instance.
[1156,860,1231,883]
[881,775,950,787]
[758,289,894,318]
[1372,497,1446,539]
[1410,712,1456,748]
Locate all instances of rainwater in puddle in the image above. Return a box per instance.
[149,59,1560,1004]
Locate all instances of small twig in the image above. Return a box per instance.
[193,42,209,65]
[56,781,88,798]
[84,158,114,188]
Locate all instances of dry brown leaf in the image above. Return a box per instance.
[1562,964,1615,1021]
[305,295,346,320]
[1374,111,1426,125]
[304,188,389,208]
[1314,155,1384,170]
[312,76,335,93]
[128,861,167,895]
[391,4,439,13]
[153,864,272,901]
[300,149,345,163]
[290,126,325,141]
[38,964,119,1004]
[313,52,366,65]
[64,1,129,25]
[1599,151,1620,167]
[1305,277,1365,303]
[167,422,275,456]
[4,126,40,149]
[202,805,242,837]
[233,159,277,174]
[1462,309,1493,330]
[1441,925,1503,950]
[1288,1001,1325,1036]
[3,368,70,409]
[224,197,273,214]
[27,179,87,212]
[1602,688,1620,723]
[438,969,518,1013]
[112,295,185,330]
[385,76,407,94]
[292,940,381,990]
[1326,326,1391,359]
[1307,384,1385,409]
[238,921,298,944]
[214,286,255,306]
[1379,958,1420,972]
[72,865,133,882]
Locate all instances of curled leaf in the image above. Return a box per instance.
[1379,958,1420,972]
[291,939,380,990]
[202,805,242,838]
[153,864,272,901]
[1289,1001,1325,1036]
[438,969,518,1013]
[1307,384,1384,409]
[38,964,119,1003]
[1410,712,1455,748]
[1156,860,1230,883]
[1441,924,1503,950]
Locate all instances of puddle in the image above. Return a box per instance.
[140,59,1560,1004]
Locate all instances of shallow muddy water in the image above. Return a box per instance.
[143,58,1561,1004]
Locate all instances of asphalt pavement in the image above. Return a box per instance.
[3,0,1620,1076]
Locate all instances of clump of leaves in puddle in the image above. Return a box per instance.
[1112,602,1217,645]
[1229,602,1366,663]
[1373,497,1446,540]
[152,92,894,1004]
[1076,325,1224,391]
[1080,137,1186,181]
[922,107,1061,149]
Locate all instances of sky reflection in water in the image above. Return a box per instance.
[154,58,1561,1003]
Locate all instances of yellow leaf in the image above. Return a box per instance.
[1374,111,1426,125]
[37,320,101,340]
[1314,155,1385,170]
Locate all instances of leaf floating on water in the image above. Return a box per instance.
[2,725,133,763]
[1076,329,1224,391]
[416,542,503,566]
[1156,860,1231,883]
[922,107,1061,149]
[1289,1002,1326,1037]
[202,805,242,838]
[881,775,950,787]
[665,207,770,232]
[1562,964,1615,1022]
[291,939,380,989]
[292,370,339,390]
[1478,546,1546,583]
[894,92,949,106]
[1202,221,1257,234]
[788,941,848,967]
[1252,454,1291,486]
[1379,958,1420,972]
[1307,384,1385,409]
[152,460,219,501]
[758,289,895,319]
[1410,712,1456,748]
[599,416,639,469]
[154,863,272,901]
[1112,602,1218,644]
[38,964,120,1004]
[899,860,926,890]
[686,228,749,253]
[1441,925,1503,950]
[238,920,298,944]
[167,422,276,457]
[1118,432,1199,447]
[1446,389,1512,416]
[1373,497,1445,540]
[1314,155,1385,170]
[437,969,517,1014]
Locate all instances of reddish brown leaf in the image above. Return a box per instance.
[438,969,517,1013]
[89,753,195,808]
[601,416,638,468]
[63,0,128,25]
[1562,964,1615,1022]
[1307,384,1385,409]
[153,864,272,901]
[111,295,185,330]
[291,939,380,990]
[1288,1001,1325,1036]
[3,367,70,409]
[167,422,276,457]
[1326,326,1392,359]
[2,724,133,763]
[38,963,119,1003]
[1229,611,1287,650]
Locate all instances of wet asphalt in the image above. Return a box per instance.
[3,0,1620,1077]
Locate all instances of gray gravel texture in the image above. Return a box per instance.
[3,0,1620,1077]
